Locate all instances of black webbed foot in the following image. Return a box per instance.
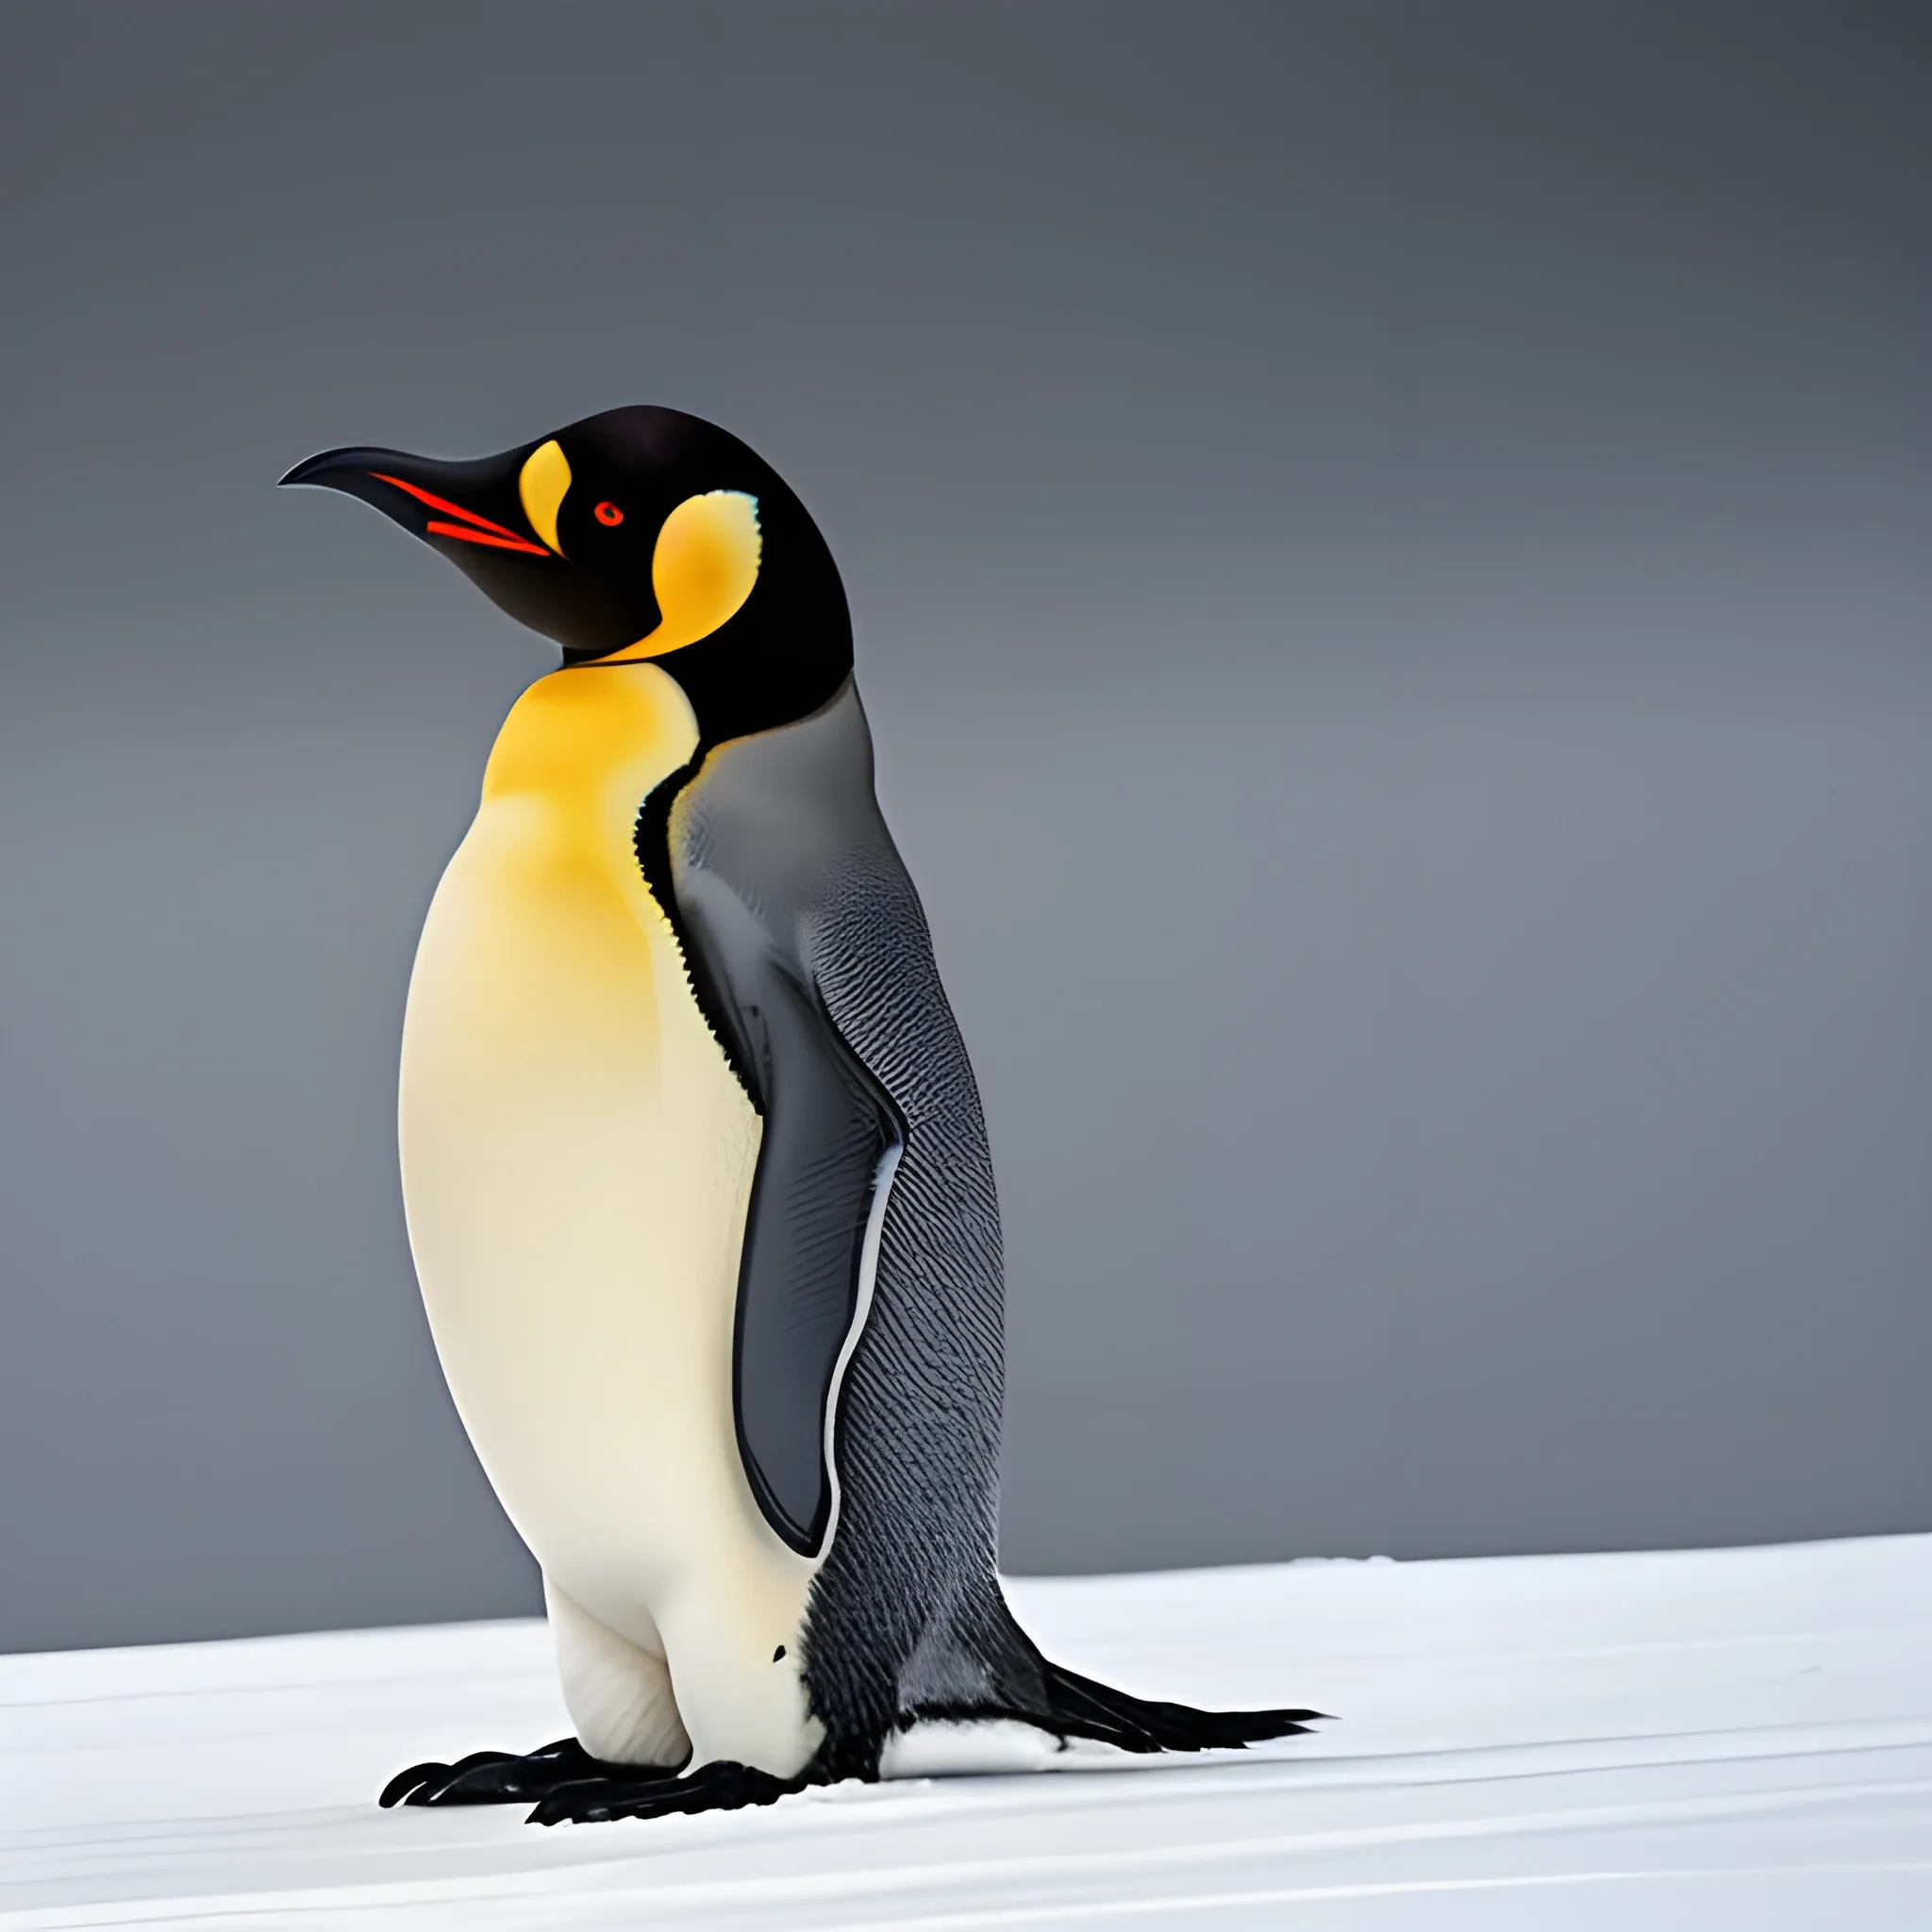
[528,1757,807,1826]
[378,1737,678,1808]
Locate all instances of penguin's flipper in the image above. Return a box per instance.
[674,865,900,1555]
[729,958,900,1558]
[379,1738,680,1807]
[527,1758,807,1826]
[661,716,906,1560]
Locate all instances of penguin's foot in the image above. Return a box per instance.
[379,1737,678,1808]
[527,1758,807,1826]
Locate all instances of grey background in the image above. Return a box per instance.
[0,1,1925,1653]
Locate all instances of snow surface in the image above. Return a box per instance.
[4,1535,1929,1928]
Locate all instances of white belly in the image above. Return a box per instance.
[396,663,821,1771]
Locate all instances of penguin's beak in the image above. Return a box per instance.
[278,446,553,558]
[281,439,647,655]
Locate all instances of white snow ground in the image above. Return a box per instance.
[3,1535,1929,1929]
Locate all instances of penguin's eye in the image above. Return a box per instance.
[594,501,625,527]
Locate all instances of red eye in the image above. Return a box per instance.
[594,501,625,526]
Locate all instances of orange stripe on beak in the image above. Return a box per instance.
[370,472,547,549]
[423,519,552,556]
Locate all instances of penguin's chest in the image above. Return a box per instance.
[397,666,769,1601]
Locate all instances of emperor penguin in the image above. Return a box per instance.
[282,407,1316,1824]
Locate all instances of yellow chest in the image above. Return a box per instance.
[401,662,716,1140]
[396,664,800,1631]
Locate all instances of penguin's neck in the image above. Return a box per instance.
[479,664,699,874]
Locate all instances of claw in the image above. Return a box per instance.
[379,1758,458,1808]
[378,1737,679,1809]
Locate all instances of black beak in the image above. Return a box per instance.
[277,445,552,558]
[280,440,652,656]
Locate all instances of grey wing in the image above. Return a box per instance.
[666,687,910,1557]
[669,858,901,1557]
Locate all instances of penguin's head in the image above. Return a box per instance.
[281,406,852,741]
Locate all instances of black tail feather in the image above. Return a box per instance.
[904,1660,1324,1756]
[898,1587,1326,1759]
[1037,1658,1324,1753]
[844,1584,1327,1773]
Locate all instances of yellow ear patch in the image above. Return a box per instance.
[518,439,572,555]
[600,491,763,663]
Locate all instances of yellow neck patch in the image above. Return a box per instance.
[595,491,763,664]
[479,657,698,815]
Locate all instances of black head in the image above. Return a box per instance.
[281,406,852,743]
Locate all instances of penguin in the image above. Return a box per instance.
[281,407,1318,1824]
